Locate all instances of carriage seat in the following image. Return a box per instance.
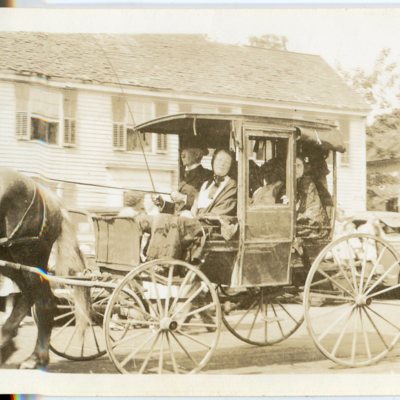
[144,213,205,262]
[92,215,142,274]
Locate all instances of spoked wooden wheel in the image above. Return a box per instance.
[47,284,114,361]
[103,259,221,374]
[304,233,400,367]
[220,286,304,346]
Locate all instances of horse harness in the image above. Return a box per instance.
[0,182,47,248]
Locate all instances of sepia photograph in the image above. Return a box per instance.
[1,3,400,396]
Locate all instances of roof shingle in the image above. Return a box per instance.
[0,32,368,111]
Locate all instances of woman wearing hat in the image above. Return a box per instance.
[296,156,330,238]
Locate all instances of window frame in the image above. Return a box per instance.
[15,83,75,148]
[113,97,169,154]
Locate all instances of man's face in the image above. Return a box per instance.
[213,151,232,177]
[181,148,200,167]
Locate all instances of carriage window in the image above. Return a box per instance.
[247,136,289,207]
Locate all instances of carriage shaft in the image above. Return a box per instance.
[0,260,117,290]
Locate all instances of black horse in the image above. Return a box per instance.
[0,167,90,369]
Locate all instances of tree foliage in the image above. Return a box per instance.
[337,49,400,210]
[366,109,400,161]
[337,48,400,117]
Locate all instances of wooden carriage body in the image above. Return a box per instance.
[110,113,345,288]
[46,114,400,372]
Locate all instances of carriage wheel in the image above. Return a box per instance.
[103,259,221,374]
[220,286,304,346]
[304,233,400,367]
[46,283,114,361]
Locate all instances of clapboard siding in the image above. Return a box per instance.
[336,118,367,212]
[0,81,367,213]
[0,86,181,208]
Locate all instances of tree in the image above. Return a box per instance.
[337,49,400,211]
[248,34,288,51]
[337,48,400,160]
[366,109,400,161]
[337,48,400,118]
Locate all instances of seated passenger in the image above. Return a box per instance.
[248,159,263,198]
[252,157,286,206]
[192,148,237,217]
[296,157,329,238]
[156,146,212,215]
[301,144,333,218]
[118,191,142,217]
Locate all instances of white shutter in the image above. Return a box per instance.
[64,118,76,146]
[156,134,167,152]
[63,90,77,147]
[15,83,29,140]
[113,123,125,149]
[16,111,29,140]
[112,97,126,150]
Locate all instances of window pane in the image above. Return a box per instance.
[31,86,59,119]
[126,100,154,126]
[15,83,29,111]
[31,117,58,144]
[112,96,125,123]
[126,129,152,152]
[155,102,168,118]
[63,90,77,119]
[48,122,59,144]
[31,117,47,142]
[248,136,289,207]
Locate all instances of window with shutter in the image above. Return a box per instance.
[126,129,152,152]
[30,85,60,145]
[15,83,29,140]
[112,96,126,150]
[125,100,154,152]
[63,89,77,147]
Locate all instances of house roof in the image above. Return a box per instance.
[0,32,369,112]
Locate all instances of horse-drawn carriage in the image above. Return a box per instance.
[2,113,400,374]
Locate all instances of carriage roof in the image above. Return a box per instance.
[135,113,345,153]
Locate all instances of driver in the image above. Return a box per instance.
[155,146,212,215]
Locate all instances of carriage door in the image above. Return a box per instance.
[239,128,295,287]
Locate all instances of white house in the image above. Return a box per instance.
[0,33,369,212]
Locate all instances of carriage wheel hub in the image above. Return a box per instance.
[160,317,177,331]
[355,295,367,306]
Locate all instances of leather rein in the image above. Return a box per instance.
[0,183,47,248]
